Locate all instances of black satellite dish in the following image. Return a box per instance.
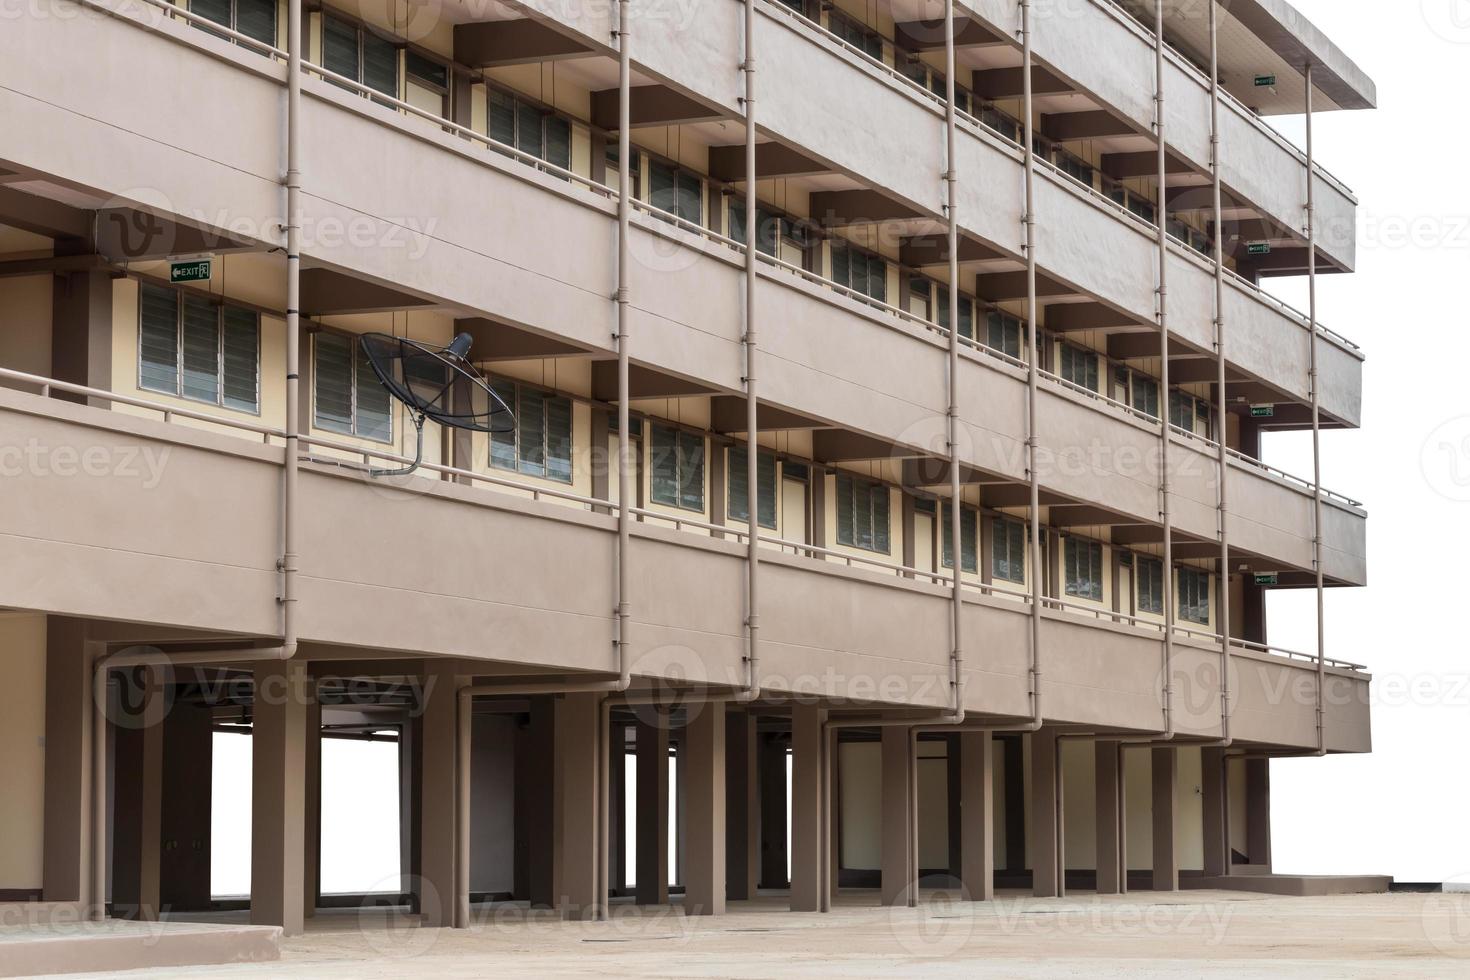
[358,331,514,477]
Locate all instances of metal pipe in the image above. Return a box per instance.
[742,0,762,704]
[1305,62,1326,757]
[1207,0,1232,751]
[281,0,302,667]
[1021,0,1044,738]
[942,0,964,727]
[1153,0,1177,744]
[615,0,633,695]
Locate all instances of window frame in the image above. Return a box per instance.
[1135,556,1165,616]
[487,377,575,484]
[727,445,778,529]
[834,473,891,555]
[939,501,980,575]
[1178,567,1212,625]
[990,515,1027,585]
[310,329,393,443]
[1063,535,1105,603]
[136,282,261,416]
[648,423,706,513]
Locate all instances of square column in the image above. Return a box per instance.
[110,665,164,920]
[1246,757,1272,868]
[303,690,322,917]
[250,659,310,935]
[683,701,725,915]
[1201,747,1228,877]
[417,662,460,927]
[1094,741,1122,894]
[553,692,603,920]
[880,726,913,906]
[160,702,214,912]
[514,695,557,906]
[758,733,788,889]
[1151,746,1178,891]
[788,704,826,911]
[724,711,759,901]
[42,618,94,906]
[1030,730,1059,897]
[958,731,994,902]
[634,709,670,905]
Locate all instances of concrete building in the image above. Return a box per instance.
[0,0,1377,960]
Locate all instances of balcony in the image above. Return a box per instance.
[0,382,1369,751]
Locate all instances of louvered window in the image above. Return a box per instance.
[487,90,574,173]
[1131,373,1160,418]
[985,309,1025,358]
[829,11,884,60]
[138,283,259,412]
[649,424,705,511]
[1137,556,1164,615]
[486,378,573,483]
[835,474,890,554]
[191,0,276,48]
[830,241,887,303]
[939,502,979,574]
[1064,536,1104,602]
[313,332,391,441]
[1169,390,1196,432]
[728,446,777,529]
[991,516,1026,584]
[1058,342,1100,392]
[648,160,703,225]
[323,16,398,100]
[937,290,975,341]
[728,197,781,256]
[1178,568,1211,625]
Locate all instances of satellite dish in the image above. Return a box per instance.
[358,332,514,477]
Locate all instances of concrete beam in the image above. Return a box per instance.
[1042,110,1138,141]
[895,18,1005,51]
[972,66,1071,100]
[710,396,825,434]
[1101,151,1194,180]
[591,85,722,131]
[976,271,1080,302]
[813,429,917,464]
[708,143,831,182]
[0,185,90,240]
[301,268,434,316]
[1045,303,1142,333]
[454,20,596,68]
[591,361,715,401]
[809,189,924,225]
[899,235,1003,267]
[1107,332,1193,360]
[683,701,726,915]
[456,317,590,360]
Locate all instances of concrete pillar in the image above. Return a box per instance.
[553,692,602,920]
[417,663,460,927]
[634,709,670,905]
[110,666,164,920]
[1151,746,1178,892]
[788,704,826,911]
[758,733,788,889]
[302,691,322,917]
[1030,730,1059,897]
[1094,740,1122,895]
[250,659,309,934]
[684,702,726,915]
[958,731,994,901]
[514,696,556,906]
[725,710,759,901]
[42,617,93,906]
[1246,757,1271,868]
[880,727,913,906]
[160,701,213,912]
[50,269,112,407]
[1002,736,1025,875]
[1201,747,1228,877]
[399,716,418,907]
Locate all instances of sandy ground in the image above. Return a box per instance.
[31,888,1470,979]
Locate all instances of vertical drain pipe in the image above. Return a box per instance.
[1304,63,1326,756]
[1021,0,1043,737]
[742,0,762,703]
[614,0,633,693]
[281,0,302,664]
[1152,0,1176,743]
[942,0,963,725]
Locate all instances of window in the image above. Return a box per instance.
[1131,373,1160,419]
[1063,536,1104,602]
[1136,556,1164,615]
[908,278,932,322]
[404,50,448,116]
[1169,390,1195,432]
[312,331,392,441]
[648,159,702,225]
[830,241,887,303]
[1056,149,1094,188]
[991,516,1026,584]
[488,379,573,483]
[1058,342,1099,392]
[604,143,641,195]
[138,283,259,413]
[986,309,1025,359]
[1110,185,1157,225]
[1178,568,1211,625]
[829,10,884,60]
[938,290,975,341]
[191,0,276,47]
[649,424,705,512]
[980,105,1020,143]
[939,502,979,574]
[489,89,572,171]
[835,473,890,553]
[728,446,777,529]
[323,15,398,100]
[728,197,782,257]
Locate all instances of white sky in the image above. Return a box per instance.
[1254,1,1470,884]
[216,1,1469,894]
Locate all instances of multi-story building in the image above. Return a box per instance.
[0,0,1375,948]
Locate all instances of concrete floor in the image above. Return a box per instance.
[39,889,1470,979]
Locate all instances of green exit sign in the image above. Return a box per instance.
[169,259,212,283]
[1254,573,1279,586]
[1254,74,1277,88]
[1250,404,1275,418]
[1246,241,1272,256]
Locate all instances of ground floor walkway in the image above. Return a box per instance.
[29,889,1470,979]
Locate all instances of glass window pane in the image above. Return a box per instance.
[678,431,704,511]
[313,332,354,434]
[546,395,573,483]
[220,306,259,412]
[138,284,179,396]
[354,341,393,441]
[322,16,360,84]
[180,295,220,404]
[488,379,518,471]
[650,424,679,507]
[489,90,516,148]
[361,31,398,99]
[235,0,276,45]
[516,387,547,477]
